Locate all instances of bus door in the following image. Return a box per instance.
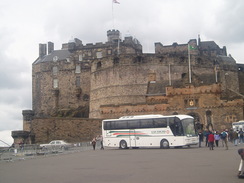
[129,130,137,147]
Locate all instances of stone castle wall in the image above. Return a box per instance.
[30,118,102,143]
[89,52,239,118]
[32,59,91,118]
[18,30,244,144]
[99,84,243,131]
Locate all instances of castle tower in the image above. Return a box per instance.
[22,110,34,131]
[107,29,120,43]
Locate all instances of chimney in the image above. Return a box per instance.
[48,42,54,54]
[39,43,47,58]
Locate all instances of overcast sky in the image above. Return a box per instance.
[0,0,244,146]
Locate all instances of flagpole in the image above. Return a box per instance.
[188,44,192,83]
[112,1,115,29]
[118,33,120,55]
[169,63,171,86]
[215,65,218,83]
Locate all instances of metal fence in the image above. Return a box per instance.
[0,142,101,163]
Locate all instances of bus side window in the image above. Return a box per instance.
[128,120,139,129]
[154,118,167,128]
[140,119,154,128]
[111,121,116,130]
[115,120,128,129]
[104,121,111,130]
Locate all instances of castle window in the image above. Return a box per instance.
[180,57,185,62]
[197,58,202,64]
[79,55,83,61]
[96,52,103,59]
[134,56,142,63]
[76,76,80,87]
[107,49,112,55]
[53,66,58,75]
[97,61,102,69]
[195,99,199,106]
[75,65,81,73]
[159,56,164,62]
[182,73,187,79]
[53,79,58,88]
[53,56,58,62]
[225,115,236,123]
[83,94,89,101]
[113,57,119,65]
[184,100,187,106]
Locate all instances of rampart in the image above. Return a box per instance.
[30,118,102,143]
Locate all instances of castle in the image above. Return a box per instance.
[12,30,244,144]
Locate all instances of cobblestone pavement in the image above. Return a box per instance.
[0,143,244,183]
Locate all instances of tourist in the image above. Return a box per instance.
[198,131,204,147]
[214,131,220,147]
[204,130,210,147]
[91,137,97,150]
[239,129,244,144]
[97,135,104,150]
[208,132,214,150]
[233,130,239,146]
[220,129,228,150]
[238,148,244,178]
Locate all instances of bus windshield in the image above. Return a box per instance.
[181,118,197,137]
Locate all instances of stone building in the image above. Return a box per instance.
[12,30,244,144]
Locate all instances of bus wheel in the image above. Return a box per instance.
[120,140,127,149]
[160,139,169,149]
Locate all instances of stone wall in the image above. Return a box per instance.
[32,59,91,118]
[100,84,244,131]
[31,118,102,143]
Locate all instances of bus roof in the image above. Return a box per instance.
[233,121,244,125]
[103,114,193,121]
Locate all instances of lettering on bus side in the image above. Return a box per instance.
[151,130,168,134]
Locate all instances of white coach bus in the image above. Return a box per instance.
[102,114,199,149]
[232,121,244,131]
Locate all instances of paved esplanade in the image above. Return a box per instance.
[0,145,244,183]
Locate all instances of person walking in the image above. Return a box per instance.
[220,129,228,150]
[99,135,104,150]
[214,131,220,147]
[91,137,97,150]
[233,130,239,146]
[239,129,244,144]
[208,132,215,150]
[238,148,244,178]
[198,131,204,147]
[204,130,210,147]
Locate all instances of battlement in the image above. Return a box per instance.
[107,29,120,43]
[155,39,198,54]
[166,83,222,96]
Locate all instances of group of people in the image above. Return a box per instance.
[198,128,244,178]
[198,129,229,150]
[198,128,244,150]
[91,135,104,150]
